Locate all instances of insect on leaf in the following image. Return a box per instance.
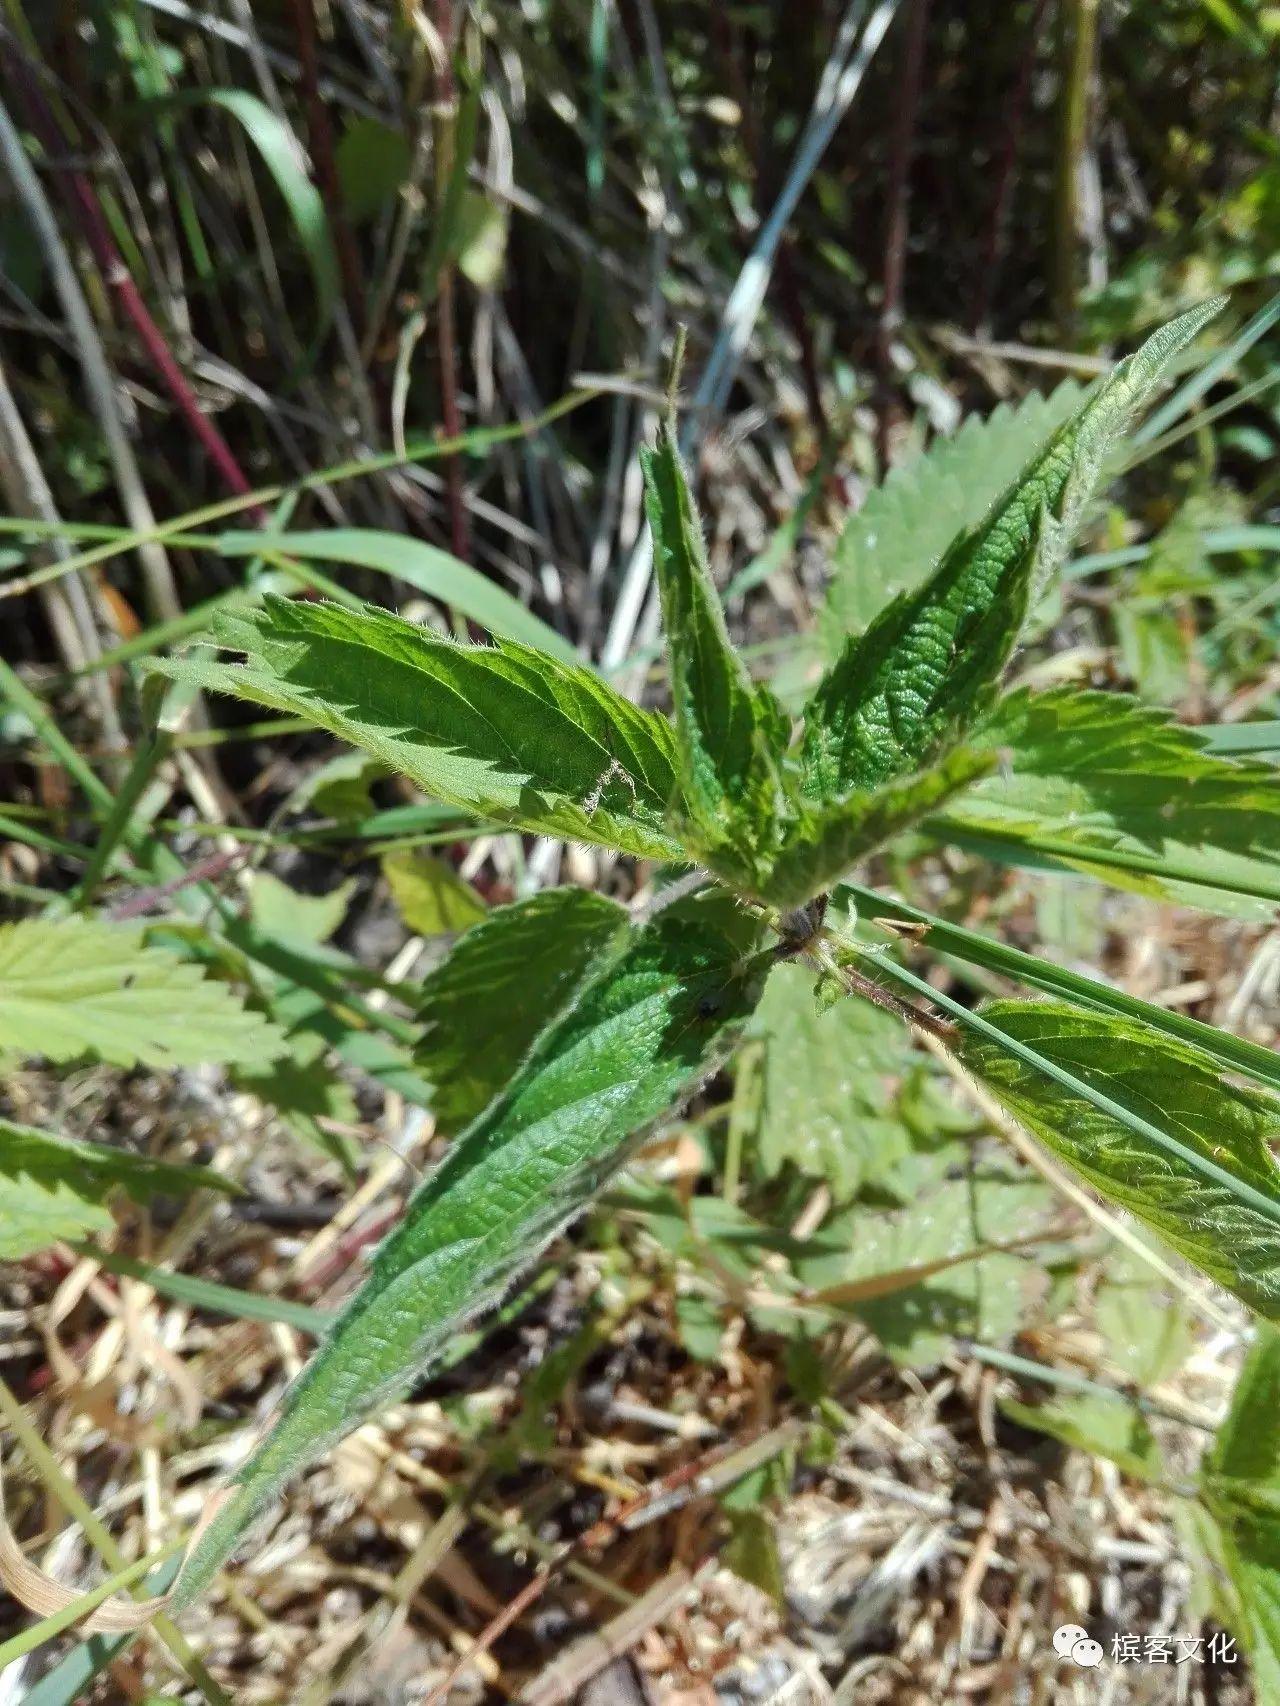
[801,299,1225,803]
[169,892,768,1610]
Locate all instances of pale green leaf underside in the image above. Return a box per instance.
[171,894,768,1609]
[753,963,915,1201]
[0,915,284,1069]
[417,886,628,1135]
[945,686,1280,917]
[802,300,1224,802]
[957,1000,1280,1319]
[819,376,1087,651]
[150,597,682,860]
[0,1118,236,1258]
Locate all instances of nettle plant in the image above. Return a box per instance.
[141,296,1280,1609]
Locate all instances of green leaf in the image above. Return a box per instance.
[723,1511,786,1606]
[752,965,915,1201]
[944,685,1280,916]
[232,1029,359,1169]
[248,871,354,948]
[0,1118,235,1258]
[796,1142,1053,1367]
[216,528,579,662]
[417,887,628,1136]
[841,878,1280,1095]
[1115,603,1191,706]
[0,915,284,1069]
[819,378,1087,650]
[1000,1391,1165,1482]
[1200,1330,1280,1694]
[454,188,508,289]
[202,90,339,333]
[801,301,1224,801]
[335,117,411,222]
[953,1000,1280,1319]
[291,752,390,822]
[641,421,786,886]
[149,598,683,861]
[382,850,486,936]
[170,893,768,1610]
[763,746,995,908]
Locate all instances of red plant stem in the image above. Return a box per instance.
[875,0,932,473]
[7,58,266,521]
[432,0,470,563]
[285,0,366,338]
[968,0,1053,332]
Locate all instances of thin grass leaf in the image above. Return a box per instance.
[215,528,578,661]
[941,685,1280,916]
[201,90,339,333]
[839,879,1280,1095]
[887,977,1280,1318]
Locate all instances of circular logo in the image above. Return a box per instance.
[1053,1624,1089,1657]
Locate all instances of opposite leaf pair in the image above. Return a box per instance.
[644,297,1225,909]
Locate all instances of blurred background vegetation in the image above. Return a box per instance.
[2,1,1280,1701]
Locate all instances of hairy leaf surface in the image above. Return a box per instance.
[417,887,628,1135]
[944,686,1280,916]
[0,1119,235,1258]
[820,378,1086,650]
[762,746,994,907]
[956,1001,1280,1318]
[641,422,786,884]
[802,301,1223,801]
[152,598,682,860]
[0,916,283,1069]
[171,894,767,1609]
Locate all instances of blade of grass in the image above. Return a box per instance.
[840,879,1280,1093]
[72,1245,332,1333]
[1132,287,1280,448]
[864,955,1280,1231]
[0,1377,230,1705]
[0,1539,183,1668]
